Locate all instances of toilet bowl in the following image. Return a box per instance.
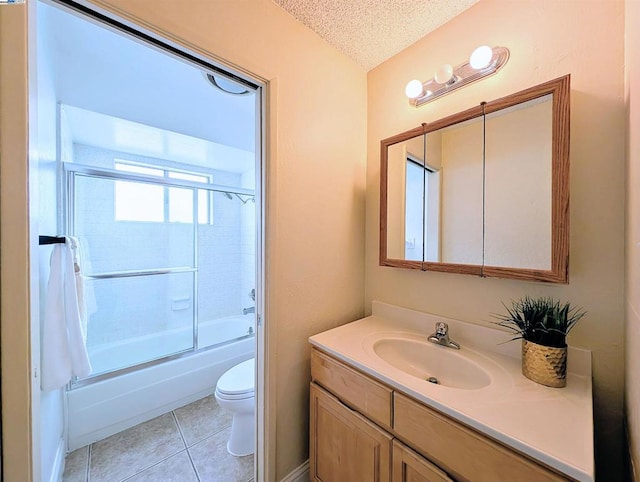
[214,358,255,456]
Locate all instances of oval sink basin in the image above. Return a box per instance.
[371,337,491,389]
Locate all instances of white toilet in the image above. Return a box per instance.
[214,358,255,456]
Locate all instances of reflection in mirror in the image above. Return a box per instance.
[405,155,426,260]
[386,135,425,261]
[384,118,484,265]
[484,94,553,269]
[432,118,484,265]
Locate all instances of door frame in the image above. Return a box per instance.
[0,3,35,481]
[0,1,274,480]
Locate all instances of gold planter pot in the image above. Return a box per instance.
[521,340,567,388]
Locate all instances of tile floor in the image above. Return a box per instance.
[62,395,254,482]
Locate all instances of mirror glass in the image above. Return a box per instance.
[383,118,484,266]
[484,94,553,270]
[430,118,484,265]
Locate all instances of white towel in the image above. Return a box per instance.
[41,238,92,391]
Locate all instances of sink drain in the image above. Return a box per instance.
[427,376,439,384]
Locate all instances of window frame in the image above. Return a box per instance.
[114,159,214,225]
[405,156,441,262]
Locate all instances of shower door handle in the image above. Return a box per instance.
[86,266,196,280]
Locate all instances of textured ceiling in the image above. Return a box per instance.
[272,0,480,71]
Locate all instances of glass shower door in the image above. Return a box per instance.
[71,172,197,378]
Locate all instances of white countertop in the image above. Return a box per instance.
[309,301,594,482]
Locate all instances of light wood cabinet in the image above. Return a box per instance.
[311,348,393,429]
[394,392,566,482]
[392,440,453,482]
[310,347,572,482]
[310,383,392,482]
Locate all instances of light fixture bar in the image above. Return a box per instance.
[408,46,509,107]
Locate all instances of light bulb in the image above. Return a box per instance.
[434,64,454,84]
[405,79,424,99]
[470,45,493,70]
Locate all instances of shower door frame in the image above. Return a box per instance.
[64,163,257,385]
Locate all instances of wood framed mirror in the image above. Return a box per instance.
[379,75,570,283]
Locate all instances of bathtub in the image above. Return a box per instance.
[67,315,255,450]
[87,315,255,376]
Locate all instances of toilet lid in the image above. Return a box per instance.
[217,358,255,396]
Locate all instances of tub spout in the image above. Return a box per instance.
[243,306,255,315]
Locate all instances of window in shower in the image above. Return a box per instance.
[405,155,441,262]
[114,161,213,224]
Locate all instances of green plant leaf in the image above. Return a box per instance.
[491,296,586,347]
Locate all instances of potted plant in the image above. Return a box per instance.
[493,296,586,388]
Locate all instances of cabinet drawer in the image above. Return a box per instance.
[393,393,568,482]
[311,348,392,428]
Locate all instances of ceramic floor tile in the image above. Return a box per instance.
[174,395,233,446]
[124,450,198,482]
[89,412,185,482]
[62,446,89,482]
[189,427,254,482]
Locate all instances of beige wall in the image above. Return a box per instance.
[366,1,625,479]
[1,0,367,479]
[626,0,640,478]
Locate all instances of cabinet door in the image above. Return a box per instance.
[310,383,393,482]
[392,440,453,482]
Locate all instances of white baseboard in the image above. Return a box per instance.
[280,459,309,482]
[48,438,66,482]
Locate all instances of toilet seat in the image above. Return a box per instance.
[216,358,254,399]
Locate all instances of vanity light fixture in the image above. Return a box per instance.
[405,46,509,107]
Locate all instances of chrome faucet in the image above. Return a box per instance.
[428,322,460,350]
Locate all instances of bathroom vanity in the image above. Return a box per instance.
[308,302,594,482]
